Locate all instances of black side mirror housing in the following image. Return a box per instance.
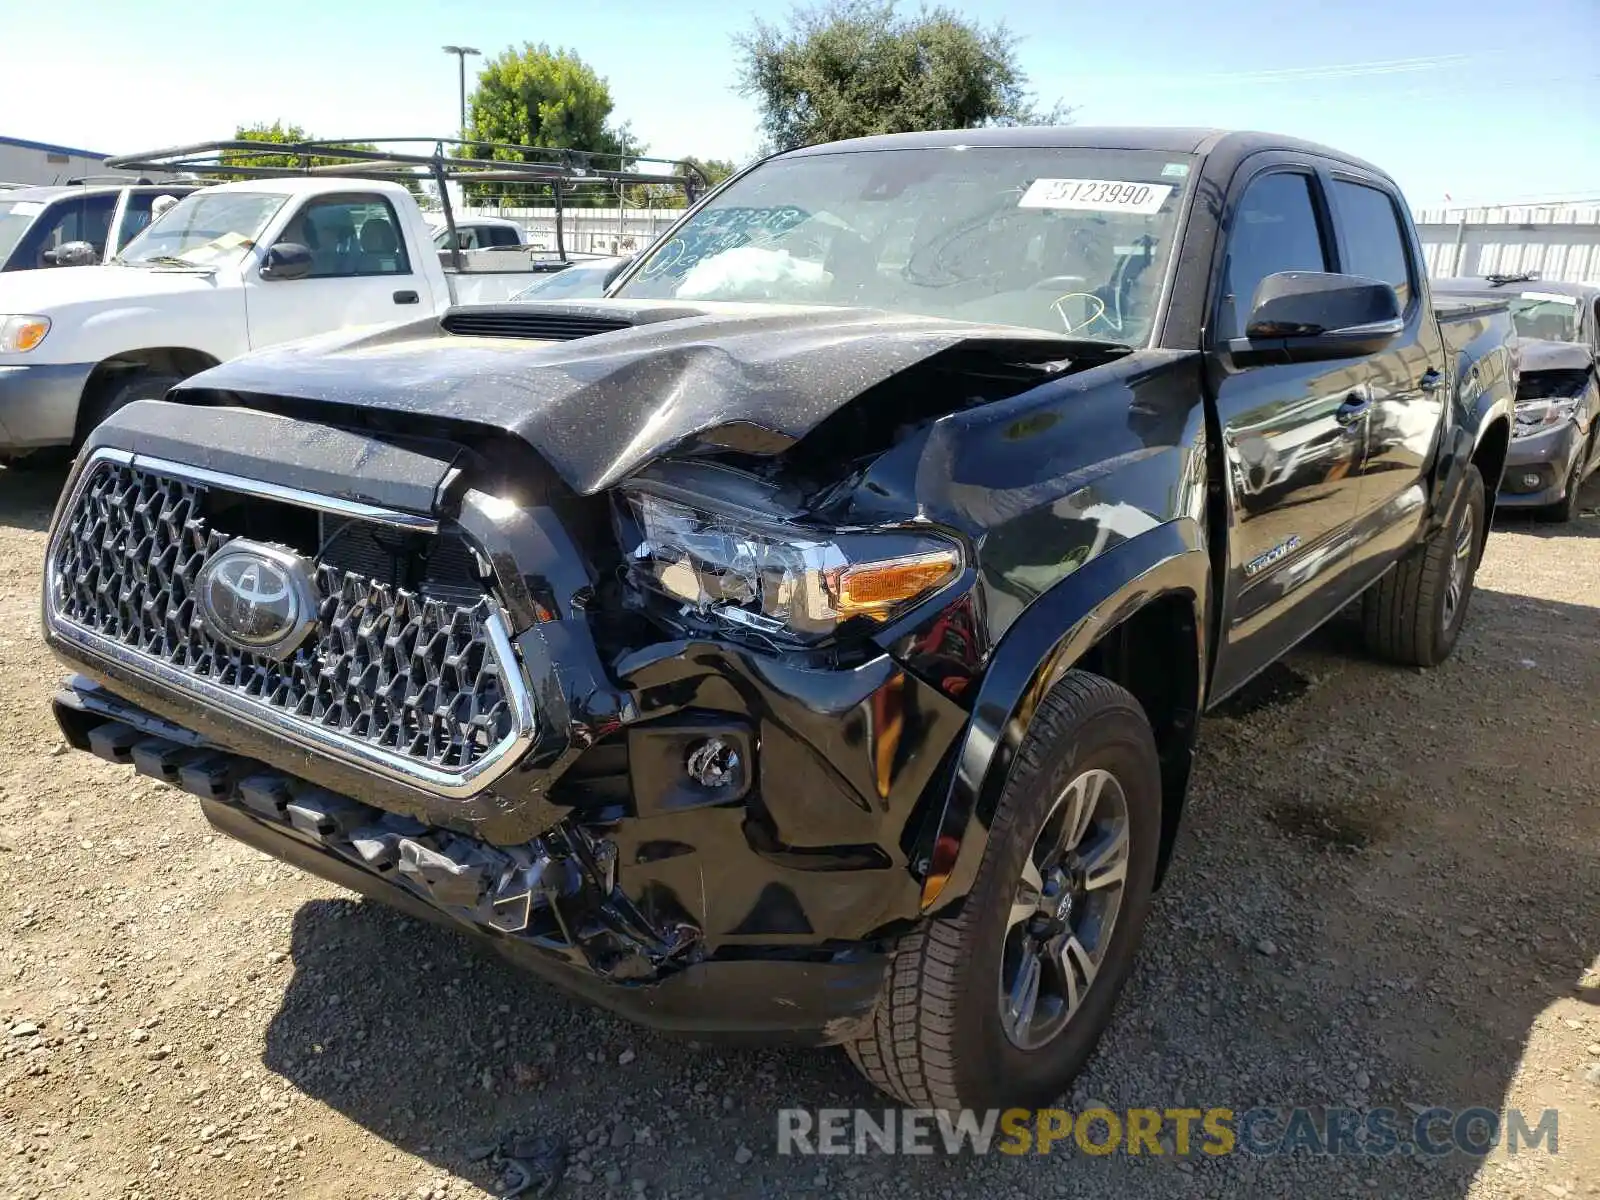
[259,242,313,281]
[1233,271,1403,364]
[43,240,99,268]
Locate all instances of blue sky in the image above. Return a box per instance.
[2,0,1595,206]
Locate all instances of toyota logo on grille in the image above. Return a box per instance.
[196,540,319,659]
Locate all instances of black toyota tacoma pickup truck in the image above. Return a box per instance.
[41,128,1516,1111]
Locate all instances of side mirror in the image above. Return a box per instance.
[43,240,98,268]
[259,242,313,281]
[1234,271,1402,363]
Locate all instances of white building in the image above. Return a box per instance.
[0,134,136,188]
[1415,202,1600,284]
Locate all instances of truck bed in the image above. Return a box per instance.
[1434,296,1515,375]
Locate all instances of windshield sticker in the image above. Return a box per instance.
[638,205,809,282]
[6,201,44,217]
[1019,179,1173,215]
[1161,163,1190,178]
[1520,291,1579,306]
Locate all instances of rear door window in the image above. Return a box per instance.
[1332,180,1413,311]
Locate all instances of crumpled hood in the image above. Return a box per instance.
[0,262,218,313]
[174,301,1083,495]
[1514,337,1593,375]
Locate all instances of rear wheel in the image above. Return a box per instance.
[1362,463,1485,667]
[844,671,1161,1110]
[75,370,183,447]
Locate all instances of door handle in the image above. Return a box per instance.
[1335,390,1371,427]
[392,290,419,305]
[1419,368,1445,392]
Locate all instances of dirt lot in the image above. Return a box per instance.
[2,465,1597,1200]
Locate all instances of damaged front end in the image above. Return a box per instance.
[59,686,694,980]
[39,327,1040,1036]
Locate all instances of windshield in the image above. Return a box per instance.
[615,147,1194,343]
[1507,293,1582,343]
[0,199,46,265]
[118,191,287,266]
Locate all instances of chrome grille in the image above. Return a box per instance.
[47,455,533,791]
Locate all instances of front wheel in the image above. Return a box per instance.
[74,370,183,447]
[1540,442,1589,524]
[1361,463,1485,667]
[845,671,1162,1110]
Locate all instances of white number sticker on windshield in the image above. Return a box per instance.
[7,202,45,217]
[1520,291,1578,306]
[1019,179,1173,215]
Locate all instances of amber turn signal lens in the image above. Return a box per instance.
[832,550,960,621]
[0,315,51,353]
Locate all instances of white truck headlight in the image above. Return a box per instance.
[0,315,50,353]
[616,489,962,644]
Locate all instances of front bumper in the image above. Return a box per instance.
[1497,419,1584,507]
[0,362,92,452]
[54,676,889,1042]
[41,400,975,1039]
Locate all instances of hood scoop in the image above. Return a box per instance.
[440,306,635,341]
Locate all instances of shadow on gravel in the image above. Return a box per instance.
[256,594,1599,1199]
[262,897,871,1198]
[0,463,70,533]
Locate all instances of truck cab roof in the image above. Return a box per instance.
[197,177,420,201]
[1,182,197,204]
[781,125,1395,181]
[1433,276,1600,302]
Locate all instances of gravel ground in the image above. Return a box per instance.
[2,465,1597,1200]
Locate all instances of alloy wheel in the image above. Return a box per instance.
[998,767,1131,1050]
[1443,502,1475,629]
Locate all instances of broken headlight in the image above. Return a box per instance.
[616,489,962,644]
[1513,397,1583,438]
[1514,370,1590,438]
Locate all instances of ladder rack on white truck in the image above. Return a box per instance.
[0,138,708,459]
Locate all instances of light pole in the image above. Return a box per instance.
[441,45,481,140]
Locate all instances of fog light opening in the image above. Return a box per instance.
[686,737,741,789]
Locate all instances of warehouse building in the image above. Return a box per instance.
[0,134,133,188]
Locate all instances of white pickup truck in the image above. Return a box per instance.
[0,177,569,460]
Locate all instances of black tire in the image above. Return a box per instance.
[844,671,1162,1110]
[1361,463,1485,667]
[74,370,183,447]
[3,448,71,472]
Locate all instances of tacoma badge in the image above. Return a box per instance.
[196,540,319,659]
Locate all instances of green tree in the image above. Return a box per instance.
[220,121,311,171]
[735,1,1068,152]
[683,156,740,188]
[219,122,421,193]
[624,155,741,210]
[464,43,634,204]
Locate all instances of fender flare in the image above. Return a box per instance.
[919,519,1210,918]
[1426,350,1516,539]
